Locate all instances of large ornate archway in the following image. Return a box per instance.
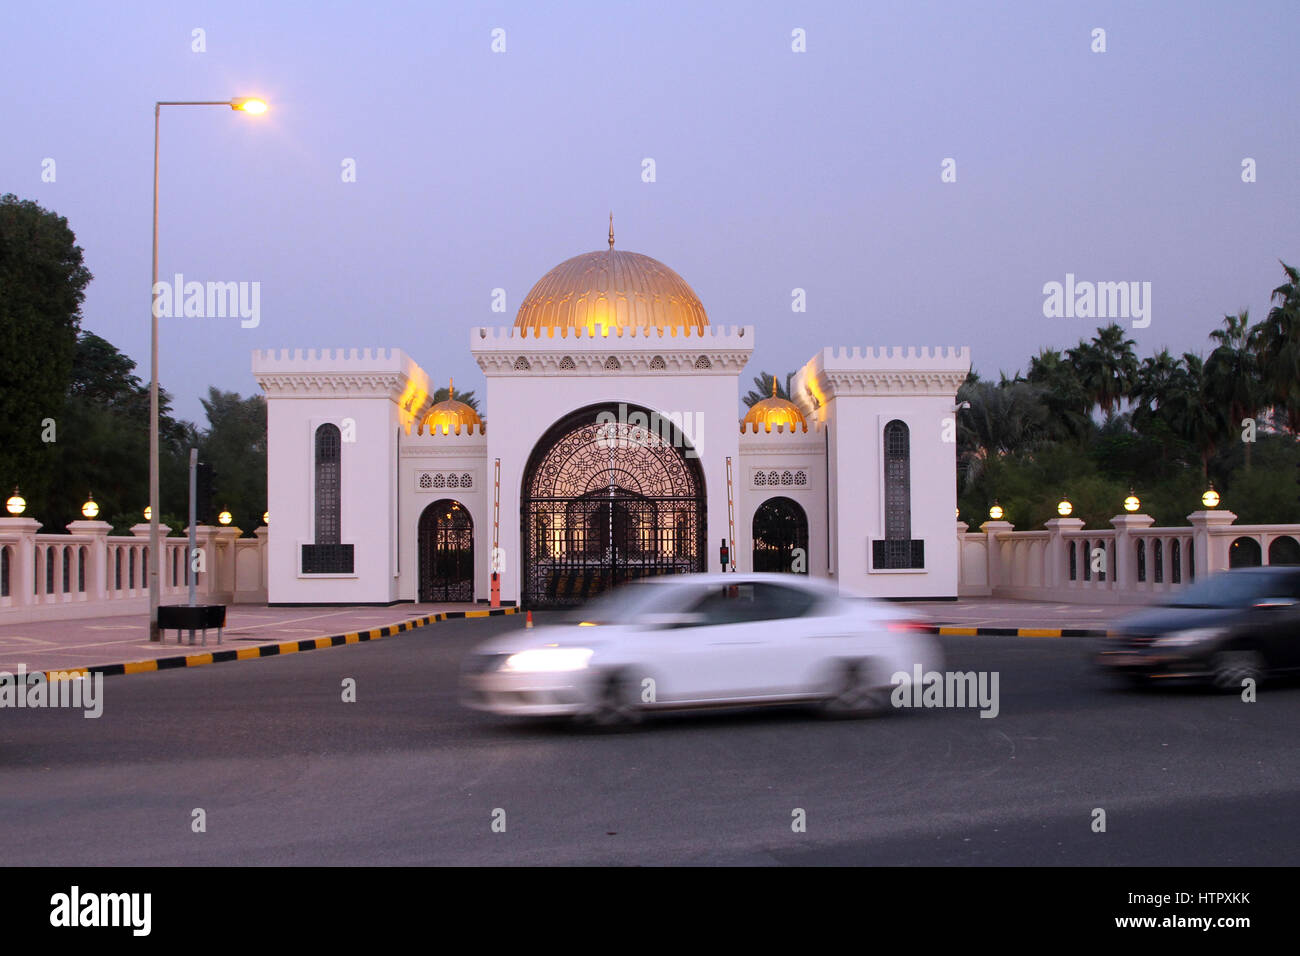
[521,403,706,608]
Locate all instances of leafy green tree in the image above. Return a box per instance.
[43,333,193,530]
[197,388,267,533]
[0,194,93,507]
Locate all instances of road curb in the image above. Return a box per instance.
[925,625,1110,638]
[36,607,519,682]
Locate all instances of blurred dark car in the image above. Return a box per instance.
[1098,567,1300,689]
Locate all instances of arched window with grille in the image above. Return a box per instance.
[873,420,923,569]
[301,423,354,573]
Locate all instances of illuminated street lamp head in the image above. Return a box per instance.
[988,501,1004,520]
[1202,486,1220,508]
[1057,498,1073,517]
[6,487,25,515]
[218,508,233,526]
[82,494,99,519]
[144,505,152,521]
[231,97,268,114]
[1124,490,1141,513]
[262,511,269,525]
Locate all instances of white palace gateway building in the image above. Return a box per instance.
[252,229,970,609]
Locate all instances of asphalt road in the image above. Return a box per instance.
[2,614,1296,866]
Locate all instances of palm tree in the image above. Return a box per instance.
[1254,261,1300,431]
[1162,353,1226,482]
[1026,348,1092,441]
[956,379,1051,487]
[1068,324,1138,418]
[431,385,480,412]
[743,371,795,408]
[1206,309,1264,469]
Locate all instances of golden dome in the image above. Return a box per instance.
[742,379,807,432]
[514,223,708,335]
[421,380,482,434]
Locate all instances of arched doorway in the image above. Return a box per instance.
[418,500,474,601]
[522,403,706,608]
[752,496,809,573]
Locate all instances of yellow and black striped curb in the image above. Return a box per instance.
[33,607,519,683]
[923,625,1110,638]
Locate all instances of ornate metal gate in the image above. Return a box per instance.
[522,404,706,609]
[418,500,474,602]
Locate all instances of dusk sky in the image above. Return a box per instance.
[4,0,1297,424]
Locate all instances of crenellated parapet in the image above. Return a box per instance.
[737,420,826,436]
[253,347,431,413]
[411,421,487,438]
[471,324,755,375]
[792,345,970,410]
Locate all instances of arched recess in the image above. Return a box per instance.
[752,496,809,574]
[418,499,474,602]
[1229,536,1262,568]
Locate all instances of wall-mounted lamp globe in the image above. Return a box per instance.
[218,509,232,526]
[1057,499,1073,517]
[1123,492,1140,513]
[82,495,99,519]
[1202,487,1220,508]
[988,501,1004,520]
[6,488,25,515]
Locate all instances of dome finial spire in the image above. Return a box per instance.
[608,211,614,250]
[449,377,454,400]
[772,376,778,398]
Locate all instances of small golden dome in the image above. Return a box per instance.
[514,227,708,335]
[742,379,807,432]
[422,380,482,434]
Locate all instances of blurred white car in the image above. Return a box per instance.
[461,573,942,726]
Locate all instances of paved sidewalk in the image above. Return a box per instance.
[0,603,519,675]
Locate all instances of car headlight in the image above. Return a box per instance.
[500,647,594,673]
[1153,627,1226,648]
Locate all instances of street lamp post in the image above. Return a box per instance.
[149,97,266,642]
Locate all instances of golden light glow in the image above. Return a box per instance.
[1124,494,1140,513]
[1202,488,1220,508]
[515,246,709,335]
[742,378,807,433]
[988,502,1004,520]
[231,97,268,114]
[81,495,99,519]
[6,487,25,515]
[421,378,483,435]
[263,511,270,524]
[144,506,152,521]
[1057,499,1073,517]
[218,509,233,526]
